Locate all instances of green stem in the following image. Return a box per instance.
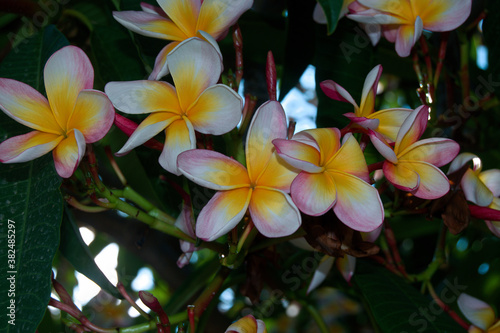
[303,303,329,333]
[193,267,230,318]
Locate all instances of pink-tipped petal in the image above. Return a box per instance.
[197,0,254,39]
[140,2,167,17]
[416,0,472,32]
[148,42,179,80]
[105,80,181,115]
[395,105,429,154]
[67,90,114,143]
[344,114,380,130]
[177,149,250,190]
[157,0,201,37]
[0,78,61,134]
[290,171,336,216]
[401,161,451,199]
[359,65,383,117]
[52,129,86,178]
[479,169,500,197]
[368,129,398,164]
[330,171,383,232]
[327,134,370,182]
[461,169,494,207]
[362,22,381,45]
[113,11,187,40]
[394,17,423,57]
[117,112,179,155]
[272,139,322,173]
[313,3,327,24]
[0,131,62,163]
[368,108,413,142]
[457,293,496,331]
[167,37,223,111]
[383,162,419,192]
[320,80,358,108]
[307,255,334,294]
[160,118,196,175]
[336,255,356,283]
[399,138,460,167]
[448,152,478,174]
[44,46,94,129]
[196,188,252,241]
[187,84,242,135]
[246,101,287,182]
[249,187,301,238]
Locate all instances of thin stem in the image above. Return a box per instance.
[433,33,449,88]
[105,146,127,186]
[193,267,230,318]
[187,305,195,333]
[426,282,470,330]
[384,220,409,278]
[117,282,150,319]
[303,302,329,333]
[65,195,109,213]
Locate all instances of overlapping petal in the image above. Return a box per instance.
[149,42,179,80]
[0,131,62,164]
[329,171,383,232]
[52,129,86,178]
[400,161,450,199]
[480,169,500,197]
[457,293,497,331]
[112,11,187,40]
[272,139,322,173]
[249,187,301,238]
[157,0,201,37]
[383,162,419,192]
[44,46,94,129]
[255,152,298,192]
[395,105,429,154]
[394,16,423,57]
[196,188,252,241]
[167,38,222,110]
[299,128,341,166]
[0,78,61,134]
[461,169,494,207]
[398,138,460,167]
[246,101,287,182]
[68,90,114,143]
[290,172,336,216]
[368,108,412,142]
[105,80,181,115]
[415,0,472,31]
[117,112,180,156]
[160,118,196,175]
[225,315,267,333]
[197,0,254,39]
[187,84,242,135]
[320,80,358,107]
[177,149,250,190]
[326,134,370,182]
[359,65,382,117]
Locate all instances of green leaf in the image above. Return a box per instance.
[353,261,468,333]
[317,0,343,35]
[0,25,67,333]
[0,156,63,333]
[59,210,122,299]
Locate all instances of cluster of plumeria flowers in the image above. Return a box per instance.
[1,0,500,331]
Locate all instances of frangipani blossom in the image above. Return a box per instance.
[448,153,500,237]
[348,0,472,57]
[178,101,301,241]
[105,38,242,175]
[321,64,412,142]
[369,106,459,199]
[457,293,500,332]
[113,0,253,79]
[273,128,384,232]
[0,46,114,178]
[225,315,267,333]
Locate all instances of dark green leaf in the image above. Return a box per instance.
[354,261,468,333]
[317,0,343,35]
[59,210,122,299]
[0,25,67,333]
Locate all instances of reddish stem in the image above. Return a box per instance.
[419,36,433,84]
[139,291,171,333]
[384,221,409,278]
[368,161,384,174]
[266,51,277,101]
[433,32,449,88]
[427,283,470,330]
[187,305,196,333]
[48,298,108,333]
[232,25,244,90]
[117,282,149,319]
[370,255,403,277]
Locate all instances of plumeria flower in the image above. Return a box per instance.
[369,106,459,199]
[225,315,267,333]
[448,153,500,237]
[177,100,301,241]
[113,0,253,80]
[321,64,412,142]
[0,46,114,178]
[273,128,384,232]
[347,0,472,57]
[105,37,242,175]
[457,293,500,333]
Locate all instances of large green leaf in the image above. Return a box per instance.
[316,0,343,35]
[59,210,122,299]
[0,25,67,333]
[354,261,468,333]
